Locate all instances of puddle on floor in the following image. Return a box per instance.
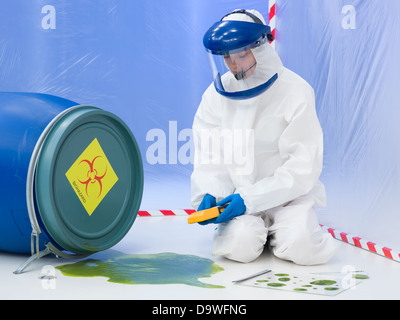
[56,252,224,288]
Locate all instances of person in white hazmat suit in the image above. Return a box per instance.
[191,9,337,265]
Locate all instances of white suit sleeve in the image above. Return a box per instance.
[236,88,324,213]
[191,94,235,209]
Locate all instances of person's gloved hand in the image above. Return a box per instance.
[198,194,216,211]
[215,194,246,224]
[197,194,217,225]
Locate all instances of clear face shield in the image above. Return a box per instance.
[203,20,278,100]
[211,49,258,82]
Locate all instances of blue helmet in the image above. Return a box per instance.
[203,10,273,56]
[202,10,277,100]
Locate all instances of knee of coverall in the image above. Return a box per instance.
[271,226,337,266]
[214,215,268,263]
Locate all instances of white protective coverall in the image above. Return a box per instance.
[191,10,337,265]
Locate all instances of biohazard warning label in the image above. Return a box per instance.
[65,138,118,216]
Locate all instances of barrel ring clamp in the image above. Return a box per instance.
[14,231,91,274]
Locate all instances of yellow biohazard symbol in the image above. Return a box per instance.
[65,138,118,216]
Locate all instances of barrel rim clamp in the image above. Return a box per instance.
[13,233,92,275]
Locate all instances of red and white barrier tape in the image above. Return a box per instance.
[320,224,400,263]
[137,210,400,263]
[265,2,398,263]
[269,0,276,48]
[138,209,195,217]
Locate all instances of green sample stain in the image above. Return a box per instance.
[325,287,339,291]
[310,280,337,286]
[56,252,224,289]
[278,277,291,282]
[268,283,286,287]
[294,288,308,292]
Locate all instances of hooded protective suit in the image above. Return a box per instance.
[191,10,337,265]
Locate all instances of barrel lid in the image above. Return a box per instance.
[34,105,143,254]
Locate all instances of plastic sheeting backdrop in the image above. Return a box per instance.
[1,1,400,251]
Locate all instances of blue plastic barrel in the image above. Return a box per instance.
[0,92,143,255]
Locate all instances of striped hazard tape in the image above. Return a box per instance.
[269,0,276,48]
[137,210,400,263]
[264,1,399,263]
[264,2,399,263]
[320,224,400,263]
[138,209,195,217]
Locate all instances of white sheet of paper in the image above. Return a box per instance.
[235,270,364,296]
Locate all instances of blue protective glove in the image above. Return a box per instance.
[197,194,216,211]
[215,194,246,224]
[197,194,217,225]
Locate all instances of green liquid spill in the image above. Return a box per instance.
[274,273,289,277]
[353,274,369,280]
[56,252,224,289]
[324,287,339,291]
